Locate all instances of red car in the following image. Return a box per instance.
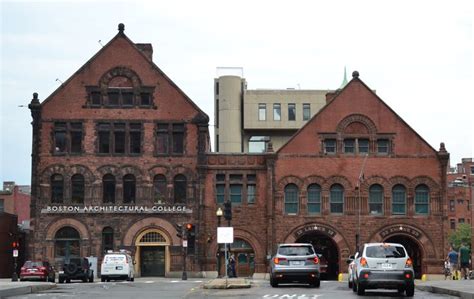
[20,261,55,282]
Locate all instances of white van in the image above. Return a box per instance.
[100,251,135,282]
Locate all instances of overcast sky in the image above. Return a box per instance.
[1,0,473,185]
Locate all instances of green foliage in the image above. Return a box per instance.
[448,223,471,249]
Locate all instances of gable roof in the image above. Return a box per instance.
[38,24,209,122]
[277,71,439,155]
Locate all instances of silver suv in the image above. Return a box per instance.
[353,243,414,296]
[270,243,321,288]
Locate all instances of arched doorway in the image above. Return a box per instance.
[385,235,423,279]
[218,238,255,277]
[54,227,80,264]
[296,232,339,280]
[135,229,170,277]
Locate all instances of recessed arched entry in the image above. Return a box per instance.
[134,229,170,277]
[384,235,423,279]
[218,238,256,278]
[295,232,339,280]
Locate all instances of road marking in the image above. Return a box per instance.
[262,295,321,299]
[144,280,154,283]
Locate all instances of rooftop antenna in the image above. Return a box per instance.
[98,40,104,47]
[56,78,64,84]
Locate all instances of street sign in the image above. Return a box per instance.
[217,227,234,244]
[13,249,18,257]
[182,240,188,247]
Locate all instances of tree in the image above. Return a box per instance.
[448,223,471,249]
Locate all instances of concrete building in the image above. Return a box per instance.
[28,24,450,279]
[214,67,340,153]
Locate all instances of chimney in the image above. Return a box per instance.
[325,91,338,104]
[136,43,153,61]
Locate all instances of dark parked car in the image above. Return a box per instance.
[20,261,55,282]
[58,257,94,283]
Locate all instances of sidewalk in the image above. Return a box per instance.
[0,279,56,298]
[415,279,474,299]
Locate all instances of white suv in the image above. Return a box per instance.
[101,251,135,282]
[353,243,414,296]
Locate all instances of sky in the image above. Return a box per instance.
[1,0,473,185]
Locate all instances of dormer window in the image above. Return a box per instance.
[86,67,154,108]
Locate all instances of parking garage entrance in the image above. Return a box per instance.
[296,232,339,280]
[384,235,423,279]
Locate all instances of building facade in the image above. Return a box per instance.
[0,182,31,227]
[29,24,450,279]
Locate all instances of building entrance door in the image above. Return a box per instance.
[140,246,165,277]
[385,235,423,279]
[296,232,339,280]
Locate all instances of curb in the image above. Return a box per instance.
[202,279,252,289]
[416,285,474,299]
[0,284,56,298]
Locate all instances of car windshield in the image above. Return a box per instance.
[24,261,43,268]
[366,245,406,258]
[278,245,314,256]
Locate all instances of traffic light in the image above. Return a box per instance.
[186,223,193,232]
[175,223,184,239]
[185,224,196,254]
[224,200,232,221]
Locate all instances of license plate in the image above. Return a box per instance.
[28,269,37,272]
[116,266,123,270]
[290,261,303,266]
[381,263,392,269]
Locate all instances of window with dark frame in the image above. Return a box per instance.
[307,184,321,214]
[377,139,389,154]
[288,103,296,121]
[392,184,406,215]
[123,174,136,204]
[273,104,281,121]
[303,103,311,121]
[284,184,298,214]
[174,175,187,203]
[258,104,266,121]
[450,219,456,229]
[330,184,344,214]
[344,139,355,153]
[229,174,243,204]
[450,200,455,212]
[103,174,116,203]
[54,122,83,154]
[51,174,64,203]
[172,124,184,154]
[155,123,185,155]
[369,184,383,215]
[0,199,4,213]
[216,174,225,204]
[358,139,369,153]
[97,122,142,155]
[324,139,336,154]
[71,174,84,204]
[102,227,114,253]
[247,174,256,204]
[153,175,167,204]
[414,185,429,215]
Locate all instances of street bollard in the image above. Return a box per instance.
[338,273,343,282]
[421,274,427,281]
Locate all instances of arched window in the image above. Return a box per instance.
[123,174,136,204]
[284,184,299,214]
[71,174,84,204]
[102,227,114,253]
[415,184,429,215]
[330,184,344,214]
[153,175,167,204]
[392,184,406,215]
[369,184,383,215]
[174,174,187,203]
[307,184,321,214]
[51,174,64,203]
[54,227,80,260]
[103,174,116,203]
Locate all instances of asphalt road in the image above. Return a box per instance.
[8,278,456,299]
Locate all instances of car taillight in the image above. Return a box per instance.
[20,267,25,271]
[273,257,287,264]
[307,256,319,264]
[39,267,46,271]
[405,258,413,268]
[360,257,369,268]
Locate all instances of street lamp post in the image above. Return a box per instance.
[216,207,223,277]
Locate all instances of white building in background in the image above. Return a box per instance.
[214,67,347,153]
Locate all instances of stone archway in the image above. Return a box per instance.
[284,223,352,279]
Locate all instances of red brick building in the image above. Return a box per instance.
[29,24,450,278]
[0,182,31,226]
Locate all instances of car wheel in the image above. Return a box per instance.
[311,278,320,288]
[270,275,279,287]
[58,277,64,283]
[49,276,55,283]
[357,282,365,296]
[66,278,71,283]
[101,276,105,282]
[89,275,94,283]
[406,284,415,297]
[130,277,134,282]
[348,279,353,289]
[82,276,87,283]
